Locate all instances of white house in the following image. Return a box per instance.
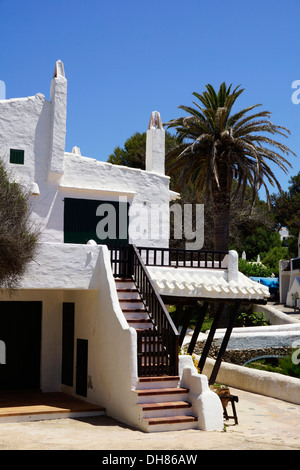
[0,60,269,432]
[279,231,300,308]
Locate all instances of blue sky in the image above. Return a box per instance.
[1,0,300,197]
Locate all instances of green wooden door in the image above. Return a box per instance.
[64,198,129,246]
[0,302,42,391]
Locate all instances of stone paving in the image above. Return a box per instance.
[0,387,299,450]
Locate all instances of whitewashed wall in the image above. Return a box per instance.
[0,243,140,427]
[0,60,171,249]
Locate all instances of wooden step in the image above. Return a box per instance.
[140,401,192,411]
[121,306,146,311]
[137,375,180,390]
[136,387,189,397]
[144,415,197,426]
[117,287,138,292]
[138,376,180,383]
[127,318,152,324]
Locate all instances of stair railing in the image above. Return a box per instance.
[131,245,179,376]
[110,244,179,376]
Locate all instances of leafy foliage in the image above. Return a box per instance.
[107,131,180,170]
[278,350,300,379]
[246,351,300,379]
[235,311,269,327]
[261,246,289,276]
[238,226,282,261]
[165,82,295,250]
[0,162,39,289]
[271,171,300,258]
[238,258,274,277]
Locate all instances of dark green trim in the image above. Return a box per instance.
[10,149,24,164]
[76,339,88,397]
[61,303,75,387]
[64,197,129,246]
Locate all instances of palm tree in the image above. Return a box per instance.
[165,83,296,251]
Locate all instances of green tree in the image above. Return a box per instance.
[0,162,39,289]
[229,182,277,255]
[271,171,300,257]
[107,131,180,170]
[261,246,289,276]
[165,83,295,251]
[240,226,282,261]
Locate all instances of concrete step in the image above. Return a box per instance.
[135,387,190,404]
[119,300,145,309]
[139,401,193,418]
[143,415,198,432]
[114,278,135,289]
[126,319,153,329]
[134,377,197,432]
[137,376,180,389]
[123,310,149,320]
[117,292,140,300]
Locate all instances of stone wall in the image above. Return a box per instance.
[193,340,293,366]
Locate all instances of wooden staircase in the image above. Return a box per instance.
[135,376,198,432]
[116,278,153,330]
[116,277,198,432]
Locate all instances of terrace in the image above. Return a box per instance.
[110,244,269,383]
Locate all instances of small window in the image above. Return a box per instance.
[10,149,24,164]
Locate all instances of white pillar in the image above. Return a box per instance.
[228,250,239,283]
[145,111,165,175]
[48,60,67,183]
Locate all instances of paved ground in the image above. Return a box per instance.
[0,387,299,451]
[269,302,300,320]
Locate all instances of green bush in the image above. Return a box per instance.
[278,350,300,379]
[246,350,300,379]
[261,246,288,276]
[235,311,269,327]
[238,258,274,277]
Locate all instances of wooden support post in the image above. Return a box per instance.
[187,302,209,354]
[178,306,194,347]
[197,303,224,373]
[174,304,183,329]
[208,302,241,386]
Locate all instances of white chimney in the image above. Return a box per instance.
[145,111,165,175]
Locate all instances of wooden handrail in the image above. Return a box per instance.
[132,245,179,337]
[132,245,179,376]
[110,244,179,376]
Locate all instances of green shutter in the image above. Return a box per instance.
[64,197,129,246]
[10,149,24,164]
[61,303,75,387]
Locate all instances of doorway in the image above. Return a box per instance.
[0,302,42,391]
